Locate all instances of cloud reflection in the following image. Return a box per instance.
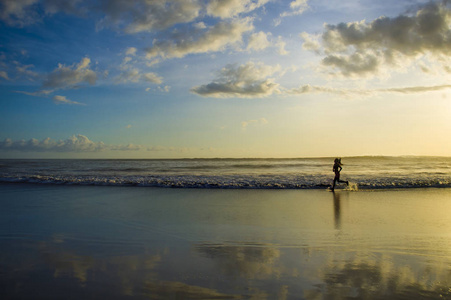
[1,238,450,299]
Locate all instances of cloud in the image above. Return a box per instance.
[206,0,269,19]
[299,32,320,52]
[0,135,203,153]
[158,85,171,92]
[52,95,85,105]
[97,0,201,33]
[322,52,380,77]
[145,18,254,60]
[116,69,163,84]
[0,0,85,27]
[0,0,39,27]
[0,70,9,80]
[286,83,451,96]
[191,62,282,98]
[241,117,268,128]
[280,0,309,17]
[381,84,451,94]
[14,62,39,80]
[125,47,137,56]
[275,0,309,25]
[43,0,86,15]
[142,73,163,84]
[0,135,107,152]
[247,32,271,51]
[276,36,289,55]
[16,89,54,97]
[302,1,451,77]
[0,135,149,152]
[110,144,144,151]
[43,57,97,89]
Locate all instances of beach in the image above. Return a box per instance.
[1,183,450,299]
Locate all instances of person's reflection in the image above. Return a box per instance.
[332,191,341,230]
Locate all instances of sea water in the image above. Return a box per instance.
[0,156,450,189]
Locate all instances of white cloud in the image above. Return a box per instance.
[145,18,254,60]
[0,134,205,154]
[286,83,451,96]
[275,0,309,25]
[299,32,320,52]
[194,21,206,29]
[0,134,156,153]
[302,1,451,77]
[276,36,289,55]
[43,57,97,89]
[0,135,106,152]
[52,95,85,105]
[125,47,137,56]
[206,0,269,19]
[247,31,271,51]
[191,62,282,98]
[281,0,309,17]
[143,72,163,84]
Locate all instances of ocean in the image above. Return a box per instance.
[1,156,450,189]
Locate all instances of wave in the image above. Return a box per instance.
[1,175,450,190]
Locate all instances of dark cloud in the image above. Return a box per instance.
[42,57,97,89]
[302,1,451,77]
[0,0,39,27]
[145,18,254,60]
[191,62,281,98]
[97,0,201,33]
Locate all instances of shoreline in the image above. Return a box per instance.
[2,181,451,190]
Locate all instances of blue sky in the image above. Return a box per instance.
[1,0,451,158]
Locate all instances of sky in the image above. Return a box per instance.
[1,0,451,158]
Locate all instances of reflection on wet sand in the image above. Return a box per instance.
[0,238,240,299]
[2,185,451,299]
[1,237,450,299]
[314,255,451,299]
[195,242,451,299]
[332,191,341,230]
[196,243,281,279]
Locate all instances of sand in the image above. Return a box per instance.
[1,183,450,299]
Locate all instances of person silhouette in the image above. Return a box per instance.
[331,158,348,191]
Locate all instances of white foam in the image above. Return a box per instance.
[344,181,359,191]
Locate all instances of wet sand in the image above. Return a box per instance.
[1,183,450,299]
